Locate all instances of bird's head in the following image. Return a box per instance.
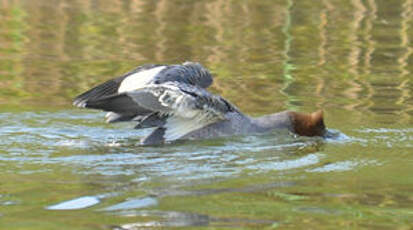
[288,110,326,137]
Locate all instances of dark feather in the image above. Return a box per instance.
[84,93,153,115]
[155,62,213,88]
[134,113,167,129]
[73,62,212,108]
[140,127,166,145]
[73,64,164,107]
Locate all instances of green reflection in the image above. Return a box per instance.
[0,0,412,229]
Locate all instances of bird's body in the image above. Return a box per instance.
[73,62,326,145]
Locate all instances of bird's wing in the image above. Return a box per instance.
[116,62,213,93]
[78,81,235,143]
[73,62,213,107]
[73,62,214,125]
[128,82,231,142]
[73,64,165,107]
[152,62,213,89]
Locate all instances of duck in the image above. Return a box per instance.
[73,62,326,145]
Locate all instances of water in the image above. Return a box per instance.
[1,0,413,229]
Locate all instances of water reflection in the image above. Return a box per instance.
[0,110,332,179]
[113,210,276,229]
[102,196,157,211]
[0,0,411,118]
[47,196,100,210]
[1,0,413,229]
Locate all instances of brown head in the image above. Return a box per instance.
[288,110,326,137]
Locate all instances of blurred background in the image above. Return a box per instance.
[1,0,412,120]
[0,0,413,229]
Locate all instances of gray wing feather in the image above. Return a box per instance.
[154,62,213,88]
[82,93,153,116]
[127,82,232,119]
[127,82,236,142]
[134,113,166,129]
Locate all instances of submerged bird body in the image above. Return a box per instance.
[73,62,326,145]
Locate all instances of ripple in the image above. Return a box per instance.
[0,110,348,183]
[308,160,358,172]
[0,195,20,206]
[324,129,352,143]
[246,153,322,172]
[356,127,413,148]
[102,197,158,211]
[112,210,276,229]
[358,128,413,133]
[46,196,101,210]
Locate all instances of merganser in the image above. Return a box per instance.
[73,62,326,145]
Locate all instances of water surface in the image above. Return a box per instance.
[1,0,413,229]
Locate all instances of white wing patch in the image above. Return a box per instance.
[118,66,166,93]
